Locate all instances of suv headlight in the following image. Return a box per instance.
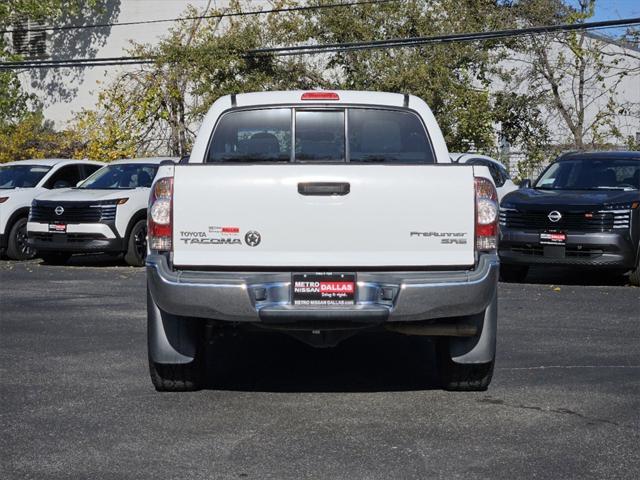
[92,198,129,206]
[601,202,639,211]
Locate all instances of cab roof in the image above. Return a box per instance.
[230,90,409,108]
[110,157,178,165]
[1,158,102,167]
[558,151,640,161]
[190,89,450,164]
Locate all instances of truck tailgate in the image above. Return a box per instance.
[172,165,475,268]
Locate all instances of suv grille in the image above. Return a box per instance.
[509,245,605,258]
[499,208,631,232]
[30,200,117,223]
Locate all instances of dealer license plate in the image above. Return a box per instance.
[540,232,566,246]
[292,273,356,306]
[48,224,67,233]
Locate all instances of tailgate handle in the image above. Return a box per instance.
[297,182,350,196]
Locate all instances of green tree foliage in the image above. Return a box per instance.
[0,0,101,123]
[13,0,636,163]
[0,1,96,21]
[493,92,553,180]
[0,67,34,127]
[72,1,320,158]
[72,0,512,158]
[0,0,102,161]
[509,0,639,150]
[0,112,83,163]
[303,0,509,151]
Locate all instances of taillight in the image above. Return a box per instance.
[148,177,173,252]
[475,177,498,252]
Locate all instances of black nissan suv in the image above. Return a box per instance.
[499,151,640,284]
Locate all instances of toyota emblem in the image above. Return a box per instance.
[548,210,562,222]
[245,230,261,247]
[55,206,65,216]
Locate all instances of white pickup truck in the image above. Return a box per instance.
[146,91,500,392]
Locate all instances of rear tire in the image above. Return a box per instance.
[40,252,72,265]
[6,217,36,261]
[499,264,529,283]
[148,354,204,392]
[629,258,640,286]
[124,219,147,267]
[436,339,494,391]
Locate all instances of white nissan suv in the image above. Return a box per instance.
[27,157,176,266]
[0,159,103,260]
[450,153,518,202]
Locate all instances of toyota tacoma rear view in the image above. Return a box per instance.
[146,91,500,392]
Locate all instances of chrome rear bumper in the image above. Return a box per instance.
[146,254,499,323]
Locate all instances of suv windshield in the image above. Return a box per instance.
[78,164,158,189]
[207,107,434,163]
[0,165,52,189]
[535,158,640,191]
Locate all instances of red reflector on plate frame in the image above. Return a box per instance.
[301,92,340,101]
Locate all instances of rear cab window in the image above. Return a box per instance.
[208,109,291,162]
[296,110,345,162]
[206,107,435,164]
[348,109,431,163]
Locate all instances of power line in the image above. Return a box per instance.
[250,16,640,56]
[0,0,398,35]
[1,17,638,70]
[1,60,155,69]
[0,56,148,66]
[0,55,154,70]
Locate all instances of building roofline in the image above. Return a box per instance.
[584,31,640,54]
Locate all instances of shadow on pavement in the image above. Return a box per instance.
[507,266,631,287]
[203,332,442,393]
[40,253,130,268]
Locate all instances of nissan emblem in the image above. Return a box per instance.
[548,210,562,222]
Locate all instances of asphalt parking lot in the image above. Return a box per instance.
[1,257,639,479]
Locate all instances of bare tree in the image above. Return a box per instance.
[70,0,319,159]
[511,0,640,149]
